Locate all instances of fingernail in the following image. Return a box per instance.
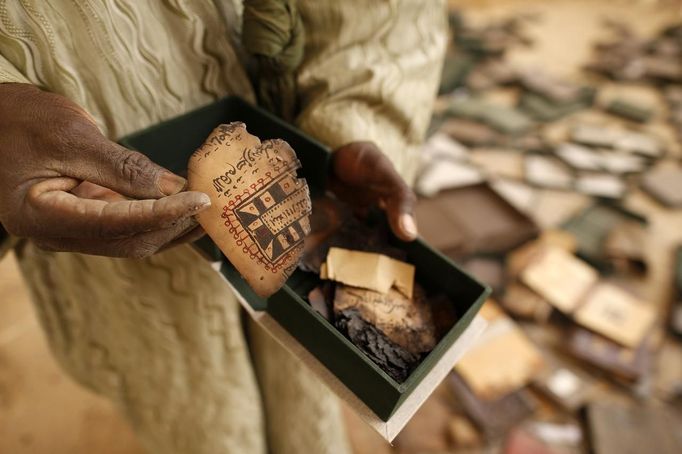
[198,193,211,208]
[192,193,212,212]
[399,213,418,239]
[158,172,187,196]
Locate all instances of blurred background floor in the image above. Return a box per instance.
[1,1,682,454]
[0,252,145,454]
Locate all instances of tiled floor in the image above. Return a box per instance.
[0,252,145,454]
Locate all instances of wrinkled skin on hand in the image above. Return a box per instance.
[0,83,210,258]
[329,141,418,242]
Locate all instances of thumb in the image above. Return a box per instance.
[385,184,418,242]
[64,127,186,199]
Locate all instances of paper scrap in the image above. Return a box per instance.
[571,124,620,148]
[575,173,626,199]
[455,301,544,400]
[525,155,574,189]
[642,166,682,207]
[491,178,537,215]
[574,283,656,348]
[599,151,647,174]
[521,246,598,313]
[416,160,484,197]
[613,131,661,157]
[546,368,581,398]
[529,421,583,446]
[556,143,603,171]
[323,247,415,298]
[420,132,469,162]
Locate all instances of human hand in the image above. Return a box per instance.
[0,83,210,258]
[329,141,418,241]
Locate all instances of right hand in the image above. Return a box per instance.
[329,142,418,242]
[0,83,211,258]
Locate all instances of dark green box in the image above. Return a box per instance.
[120,97,489,421]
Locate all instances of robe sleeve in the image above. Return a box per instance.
[294,0,447,184]
[0,53,29,257]
[0,53,29,84]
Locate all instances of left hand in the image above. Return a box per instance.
[329,142,418,242]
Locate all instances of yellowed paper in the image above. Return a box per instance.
[455,301,545,400]
[324,247,415,298]
[574,284,656,348]
[521,246,598,313]
[506,230,577,279]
